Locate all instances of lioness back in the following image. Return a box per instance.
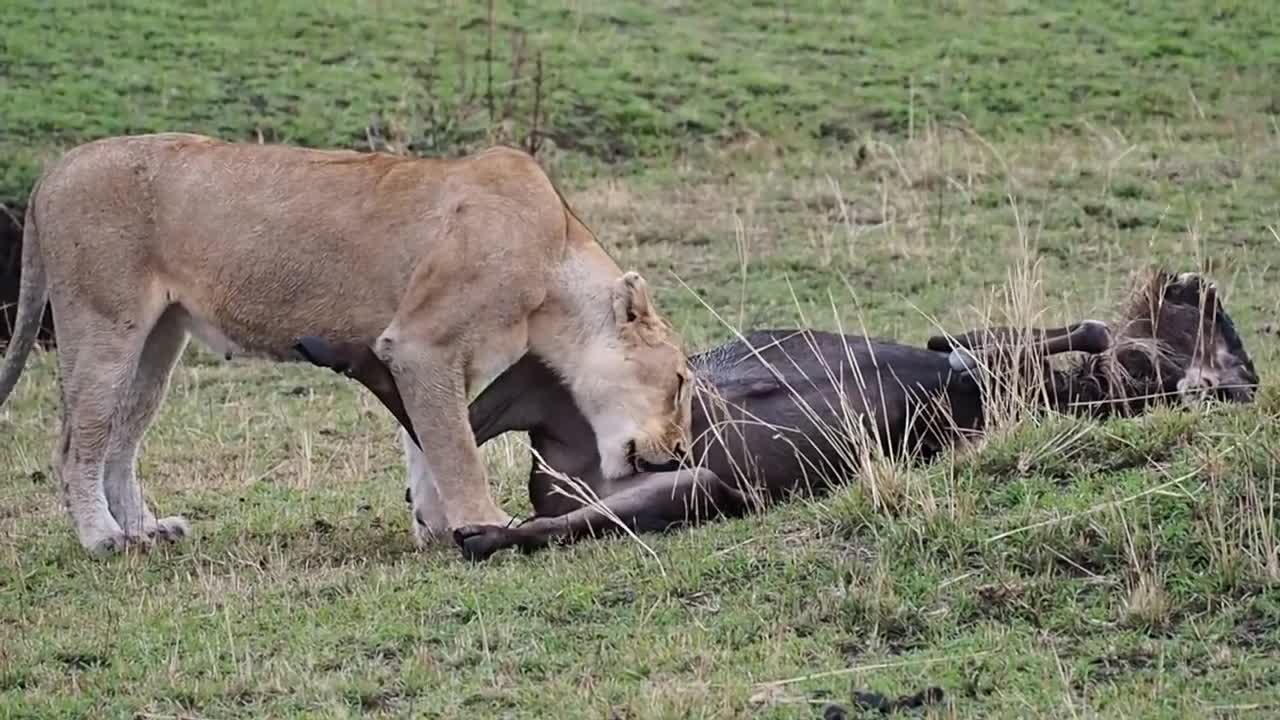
[34,133,567,360]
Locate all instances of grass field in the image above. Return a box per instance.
[2,1,1280,717]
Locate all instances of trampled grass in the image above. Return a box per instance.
[2,2,1279,717]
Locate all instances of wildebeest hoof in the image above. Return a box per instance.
[948,346,981,374]
[452,525,512,563]
[1075,319,1112,353]
[822,704,848,720]
[1169,271,1208,298]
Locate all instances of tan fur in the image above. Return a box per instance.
[0,133,691,556]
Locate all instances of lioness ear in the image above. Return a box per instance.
[612,271,655,329]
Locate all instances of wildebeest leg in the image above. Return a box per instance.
[295,337,422,449]
[452,468,748,562]
[937,320,1112,373]
[295,341,556,449]
[297,336,514,542]
[929,320,1111,356]
[927,323,1079,353]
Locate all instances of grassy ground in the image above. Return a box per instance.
[2,1,1279,717]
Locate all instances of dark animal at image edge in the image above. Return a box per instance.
[305,270,1258,562]
[0,205,55,349]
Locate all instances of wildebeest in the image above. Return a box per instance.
[299,270,1258,561]
[0,204,55,350]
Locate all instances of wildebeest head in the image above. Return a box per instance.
[1109,270,1259,404]
[927,270,1258,414]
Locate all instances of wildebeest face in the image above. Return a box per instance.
[1119,271,1259,403]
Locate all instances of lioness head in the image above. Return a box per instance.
[575,271,692,480]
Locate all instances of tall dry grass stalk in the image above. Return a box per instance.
[1117,506,1172,628]
[1201,443,1280,587]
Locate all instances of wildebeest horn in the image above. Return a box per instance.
[294,336,422,449]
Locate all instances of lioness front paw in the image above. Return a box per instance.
[79,524,131,557]
[411,505,451,548]
[152,516,191,542]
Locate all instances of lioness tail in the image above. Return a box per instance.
[0,178,50,408]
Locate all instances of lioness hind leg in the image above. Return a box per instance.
[103,306,191,543]
[57,326,148,555]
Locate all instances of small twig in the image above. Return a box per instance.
[1203,702,1276,712]
[711,537,757,557]
[485,0,496,125]
[1051,641,1081,720]
[937,570,979,589]
[755,650,993,689]
[472,590,492,670]
[502,30,527,123]
[527,50,544,154]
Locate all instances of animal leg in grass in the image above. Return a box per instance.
[102,306,192,543]
[401,428,451,545]
[453,467,743,561]
[295,335,501,542]
[56,320,149,555]
[377,333,514,532]
[940,320,1112,374]
[294,337,421,444]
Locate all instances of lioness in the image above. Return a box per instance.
[0,133,693,557]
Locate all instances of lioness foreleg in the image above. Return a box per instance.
[291,335,469,544]
[376,334,513,534]
[401,427,451,545]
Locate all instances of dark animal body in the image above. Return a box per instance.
[301,271,1258,561]
[0,204,54,350]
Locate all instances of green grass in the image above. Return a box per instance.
[2,1,1280,717]
[3,0,1279,200]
